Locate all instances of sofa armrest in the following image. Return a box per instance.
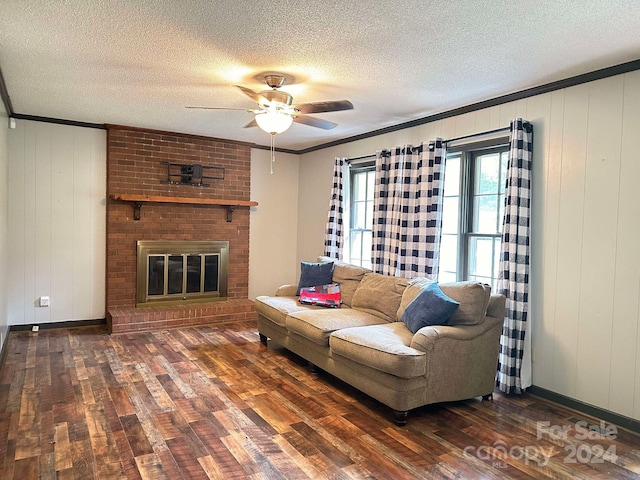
[410,320,498,353]
[486,294,506,321]
[410,294,505,351]
[275,284,298,296]
[408,294,505,404]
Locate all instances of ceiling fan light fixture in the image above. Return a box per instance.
[187,73,354,137]
[255,110,293,135]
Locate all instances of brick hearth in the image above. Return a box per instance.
[106,125,256,333]
[107,299,256,333]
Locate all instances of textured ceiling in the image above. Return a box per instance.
[1,0,640,151]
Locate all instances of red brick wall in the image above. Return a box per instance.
[106,125,255,332]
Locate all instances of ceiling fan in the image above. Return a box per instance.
[187,74,354,135]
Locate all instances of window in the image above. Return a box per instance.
[439,140,509,291]
[345,162,375,268]
[343,140,508,283]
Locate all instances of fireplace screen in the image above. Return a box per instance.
[137,240,228,306]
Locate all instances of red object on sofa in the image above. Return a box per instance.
[299,283,341,308]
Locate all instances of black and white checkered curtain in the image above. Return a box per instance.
[496,119,533,395]
[323,157,346,259]
[372,149,403,275]
[372,140,444,278]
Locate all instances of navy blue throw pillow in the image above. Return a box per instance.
[296,261,334,295]
[401,283,460,333]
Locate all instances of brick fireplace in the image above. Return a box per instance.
[105,125,256,333]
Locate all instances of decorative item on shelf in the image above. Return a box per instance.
[162,162,225,186]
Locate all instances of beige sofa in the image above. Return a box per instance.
[255,257,506,425]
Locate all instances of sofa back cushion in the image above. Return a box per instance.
[440,281,492,326]
[317,256,371,306]
[351,272,408,322]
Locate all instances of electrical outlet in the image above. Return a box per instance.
[32,325,39,332]
[39,296,50,307]
[531,347,536,363]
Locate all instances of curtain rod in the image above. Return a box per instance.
[346,147,414,162]
[345,154,376,163]
[345,125,511,162]
[444,126,510,144]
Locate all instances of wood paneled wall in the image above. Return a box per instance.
[6,120,106,325]
[0,106,8,344]
[298,70,640,420]
[248,148,300,300]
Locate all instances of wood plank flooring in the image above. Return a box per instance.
[1,321,640,479]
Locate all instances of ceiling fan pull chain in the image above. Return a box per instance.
[270,133,276,174]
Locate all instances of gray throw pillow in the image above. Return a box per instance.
[296,261,334,295]
[401,282,459,333]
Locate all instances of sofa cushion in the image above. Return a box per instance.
[255,295,324,327]
[351,273,408,322]
[330,323,426,379]
[317,256,371,306]
[397,277,434,320]
[285,308,385,346]
[440,282,492,326]
[296,261,334,295]
[401,283,459,333]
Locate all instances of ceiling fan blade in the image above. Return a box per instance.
[185,106,252,111]
[236,85,265,103]
[243,118,258,128]
[294,115,337,130]
[294,100,353,114]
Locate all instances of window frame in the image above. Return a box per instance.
[345,160,375,268]
[442,137,510,288]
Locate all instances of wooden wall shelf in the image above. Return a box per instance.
[109,194,258,222]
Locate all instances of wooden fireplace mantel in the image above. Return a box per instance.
[109,194,258,222]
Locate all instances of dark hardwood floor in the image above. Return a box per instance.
[0,321,639,479]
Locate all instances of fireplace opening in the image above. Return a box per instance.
[137,240,228,306]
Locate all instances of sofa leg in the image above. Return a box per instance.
[482,393,493,401]
[259,333,268,345]
[392,410,408,426]
[307,362,318,374]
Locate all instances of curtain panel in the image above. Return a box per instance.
[323,157,346,259]
[496,118,533,395]
[372,148,403,275]
[372,140,444,278]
